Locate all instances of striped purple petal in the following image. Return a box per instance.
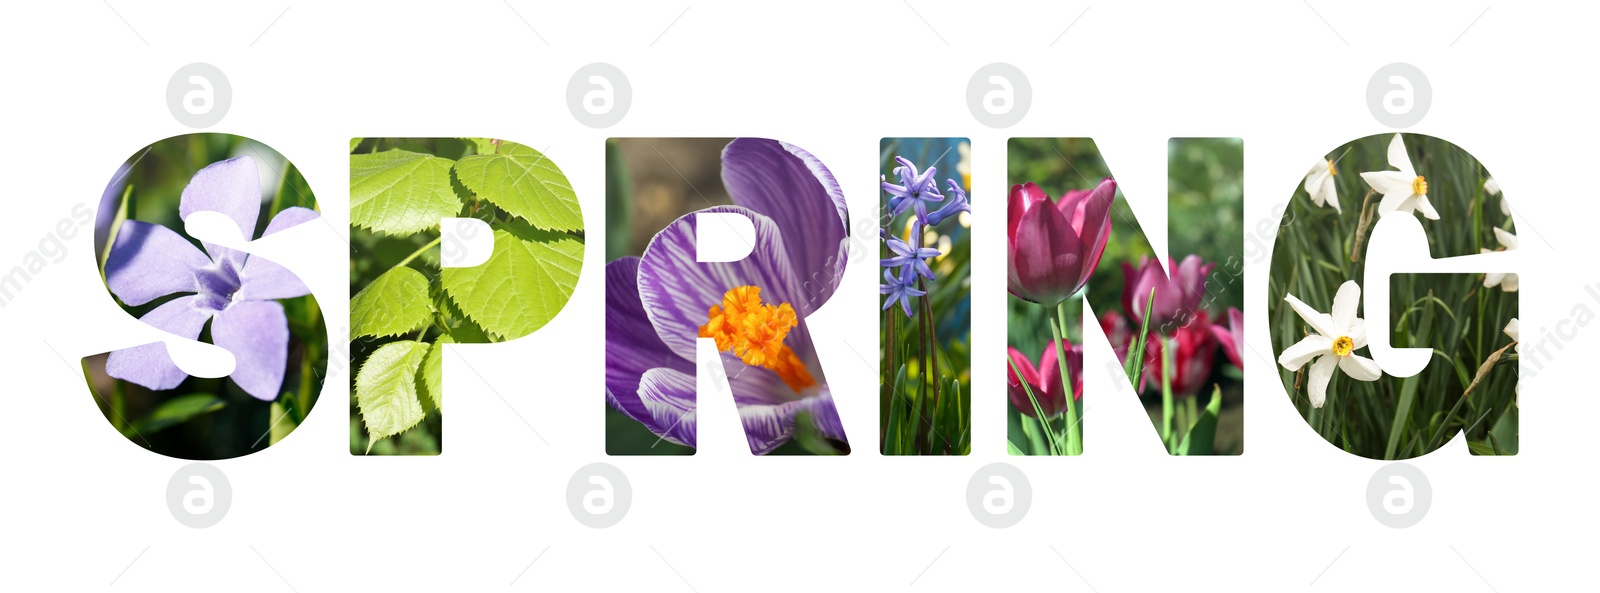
[606,256,695,433]
[637,206,810,362]
[721,139,849,310]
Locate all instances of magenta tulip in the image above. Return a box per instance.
[1006,179,1116,307]
[1211,306,1244,369]
[1006,340,1083,418]
[1141,309,1219,398]
[1099,310,1132,363]
[1121,254,1216,335]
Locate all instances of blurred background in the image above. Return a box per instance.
[1006,138,1245,454]
[88,134,324,460]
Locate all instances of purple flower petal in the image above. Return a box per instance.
[605,257,694,427]
[210,300,289,401]
[234,207,320,301]
[635,368,698,447]
[637,206,810,362]
[737,388,846,454]
[180,156,263,257]
[236,256,310,302]
[721,139,849,307]
[260,206,320,237]
[104,220,212,306]
[105,295,217,390]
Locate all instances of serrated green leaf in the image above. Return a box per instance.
[350,149,462,235]
[349,137,364,153]
[351,266,433,338]
[126,394,225,436]
[356,341,430,447]
[453,142,583,231]
[441,229,583,339]
[419,335,451,411]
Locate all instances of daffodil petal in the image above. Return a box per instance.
[1362,170,1412,195]
[1349,318,1368,349]
[1376,188,1413,214]
[1331,280,1360,334]
[1338,354,1382,381]
[1283,293,1336,338]
[1386,134,1413,174]
[1308,354,1337,408]
[1493,227,1518,250]
[1415,195,1440,220]
[1278,335,1332,370]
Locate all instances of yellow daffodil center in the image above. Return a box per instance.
[697,285,816,391]
[1327,160,1337,176]
[1332,335,1354,358]
[1412,175,1428,196]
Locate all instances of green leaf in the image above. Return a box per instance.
[419,335,451,411]
[349,137,364,153]
[126,394,225,436]
[355,341,430,447]
[350,150,462,235]
[465,137,499,156]
[453,142,583,232]
[351,266,433,338]
[1178,385,1223,455]
[440,228,583,339]
[269,401,296,446]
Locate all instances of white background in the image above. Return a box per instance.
[0,1,1593,590]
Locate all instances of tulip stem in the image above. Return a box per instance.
[1161,335,1175,454]
[1048,302,1081,455]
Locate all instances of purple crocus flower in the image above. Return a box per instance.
[880,265,925,318]
[882,156,943,224]
[880,227,938,282]
[605,139,850,454]
[102,156,318,401]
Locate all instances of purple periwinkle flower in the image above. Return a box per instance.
[882,156,943,225]
[102,156,318,401]
[880,265,926,319]
[880,227,938,283]
[925,179,971,227]
[605,139,850,454]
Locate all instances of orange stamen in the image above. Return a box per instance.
[698,286,816,390]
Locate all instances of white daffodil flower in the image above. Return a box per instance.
[1278,281,1383,408]
[1504,318,1520,398]
[1482,227,1519,292]
[1360,134,1440,220]
[1304,159,1341,213]
[1485,177,1511,217]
